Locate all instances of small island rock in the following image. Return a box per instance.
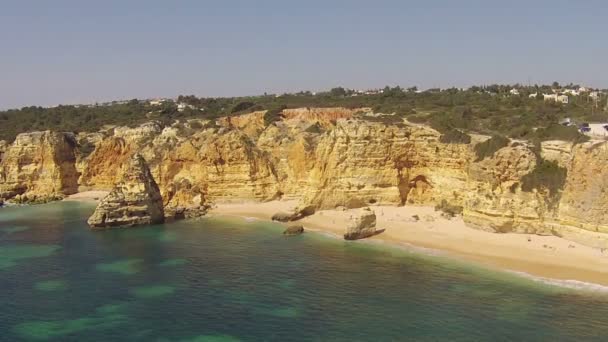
[283,225,304,236]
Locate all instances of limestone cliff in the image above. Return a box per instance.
[158,128,279,216]
[0,131,78,203]
[88,154,164,229]
[299,119,470,209]
[6,107,608,248]
[463,144,546,233]
[0,140,7,162]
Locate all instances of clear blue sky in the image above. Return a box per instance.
[0,0,606,109]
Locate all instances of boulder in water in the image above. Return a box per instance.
[271,212,293,222]
[283,225,304,236]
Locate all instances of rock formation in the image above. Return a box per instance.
[5,107,608,247]
[0,131,78,203]
[344,207,378,240]
[87,154,164,229]
[283,225,304,236]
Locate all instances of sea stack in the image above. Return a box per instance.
[87,154,164,229]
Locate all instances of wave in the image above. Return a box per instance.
[507,270,608,293]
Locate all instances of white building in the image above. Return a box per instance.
[590,91,600,100]
[509,88,520,95]
[149,99,165,106]
[177,103,195,112]
[543,93,569,104]
[563,89,579,96]
[584,123,608,137]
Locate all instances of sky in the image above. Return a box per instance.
[0,0,606,109]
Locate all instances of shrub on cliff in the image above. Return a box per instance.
[474,135,509,161]
[78,141,97,158]
[521,159,567,208]
[263,105,287,127]
[230,101,255,113]
[531,124,589,143]
[439,129,471,144]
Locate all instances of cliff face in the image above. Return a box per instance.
[464,144,545,233]
[0,131,78,202]
[4,108,608,247]
[300,119,470,209]
[158,128,279,215]
[554,141,608,246]
[463,140,608,248]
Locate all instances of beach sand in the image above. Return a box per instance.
[210,201,608,287]
[63,191,109,203]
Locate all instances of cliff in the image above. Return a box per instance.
[0,131,78,203]
[3,108,608,248]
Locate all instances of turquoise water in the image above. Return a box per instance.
[1,202,608,341]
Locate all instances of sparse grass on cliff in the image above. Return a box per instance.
[438,129,471,144]
[530,124,590,144]
[263,105,286,127]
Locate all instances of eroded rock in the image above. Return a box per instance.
[344,207,378,240]
[88,154,164,229]
[283,225,304,236]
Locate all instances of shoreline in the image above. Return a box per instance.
[209,201,608,288]
[63,191,109,203]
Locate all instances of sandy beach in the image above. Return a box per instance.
[63,191,109,203]
[210,200,608,287]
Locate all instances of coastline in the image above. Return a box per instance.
[63,191,109,203]
[209,201,608,288]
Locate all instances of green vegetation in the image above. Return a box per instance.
[439,129,471,144]
[435,199,463,218]
[521,159,567,208]
[263,105,286,127]
[0,84,605,142]
[529,124,589,143]
[474,135,510,161]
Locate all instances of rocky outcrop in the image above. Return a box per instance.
[0,131,78,203]
[283,225,304,236]
[218,111,266,138]
[272,212,293,222]
[0,140,7,162]
[344,207,379,240]
[87,154,164,229]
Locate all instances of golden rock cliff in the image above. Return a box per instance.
[299,119,470,209]
[4,108,608,247]
[0,131,78,203]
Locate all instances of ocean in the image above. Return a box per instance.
[1,201,608,341]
